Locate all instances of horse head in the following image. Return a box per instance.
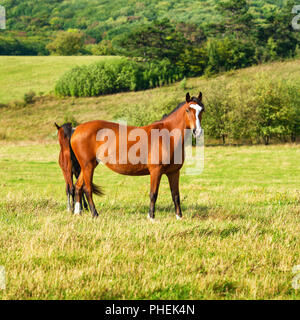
[184,91,205,138]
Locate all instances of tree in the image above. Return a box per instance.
[216,0,254,38]
[113,19,187,64]
[256,5,298,60]
[90,40,115,56]
[46,30,84,55]
[205,38,255,74]
[204,84,231,144]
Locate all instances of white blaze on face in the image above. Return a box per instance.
[190,104,203,137]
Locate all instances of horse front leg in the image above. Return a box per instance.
[148,169,162,221]
[167,171,182,220]
[66,183,71,212]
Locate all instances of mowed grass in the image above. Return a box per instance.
[0,142,299,299]
[0,56,117,104]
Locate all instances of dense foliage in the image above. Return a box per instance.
[1,0,299,144]
[55,57,182,97]
[1,0,299,70]
[203,79,300,145]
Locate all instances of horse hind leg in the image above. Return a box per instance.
[148,169,162,221]
[74,172,84,215]
[66,183,71,212]
[82,192,89,211]
[82,161,99,218]
[167,171,182,220]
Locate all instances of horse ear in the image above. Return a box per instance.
[186,92,191,103]
[198,91,203,102]
[54,122,60,130]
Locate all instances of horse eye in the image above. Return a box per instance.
[186,109,190,113]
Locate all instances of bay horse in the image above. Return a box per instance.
[71,92,204,220]
[55,122,88,212]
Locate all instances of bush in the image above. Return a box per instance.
[55,58,182,97]
[23,91,36,104]
[55,58,141,97]
[205,38,256,75]
[203,78,300,144]
[47,31,85,56]
[90,40,116,56]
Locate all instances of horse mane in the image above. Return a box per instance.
[161,102,185,120]
[160,96,203,121]
[59,122,81,178]
[61,123,73,140]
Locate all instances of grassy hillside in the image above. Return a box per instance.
[0,57,300,142]
[0,142,299,299]
[0,56,117,103]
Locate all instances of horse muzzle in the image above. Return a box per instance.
[193,128,202,138]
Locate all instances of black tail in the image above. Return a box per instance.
[92,183,104,197]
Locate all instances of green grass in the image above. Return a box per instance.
[1,57,300,142]
[0,56,117,104]
[0,56,299,299]
[0,142,299,299]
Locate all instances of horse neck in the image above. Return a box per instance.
[162,104,187,132]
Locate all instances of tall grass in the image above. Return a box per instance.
[0,143,299,299]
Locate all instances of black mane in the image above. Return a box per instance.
[161,96,203,120]
[61,122,81,176]
[61,123,73,140]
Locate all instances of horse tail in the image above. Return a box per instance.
[92,183,104,197]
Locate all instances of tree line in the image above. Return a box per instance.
[1,0,299,78]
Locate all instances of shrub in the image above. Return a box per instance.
[55,58,141,97]
[180,77,187,90]
[47,31,85,56]
[90,40,116,56]
[55,58,182,97]
[205,38,256,75]
[23,91,36,104]
[203,78,300,144]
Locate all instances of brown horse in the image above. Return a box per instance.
[71,92,204,219]
[55,122,88,212]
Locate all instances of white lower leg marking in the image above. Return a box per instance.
[176,215,182,220]
[148,213,155,221]
[74,202,81,215]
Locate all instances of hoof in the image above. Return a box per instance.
[147,214,155,222]
[176,215,182,221]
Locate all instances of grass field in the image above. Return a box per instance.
[0,142,299,299]
[0,56,117,104]
[0,56,299,299]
